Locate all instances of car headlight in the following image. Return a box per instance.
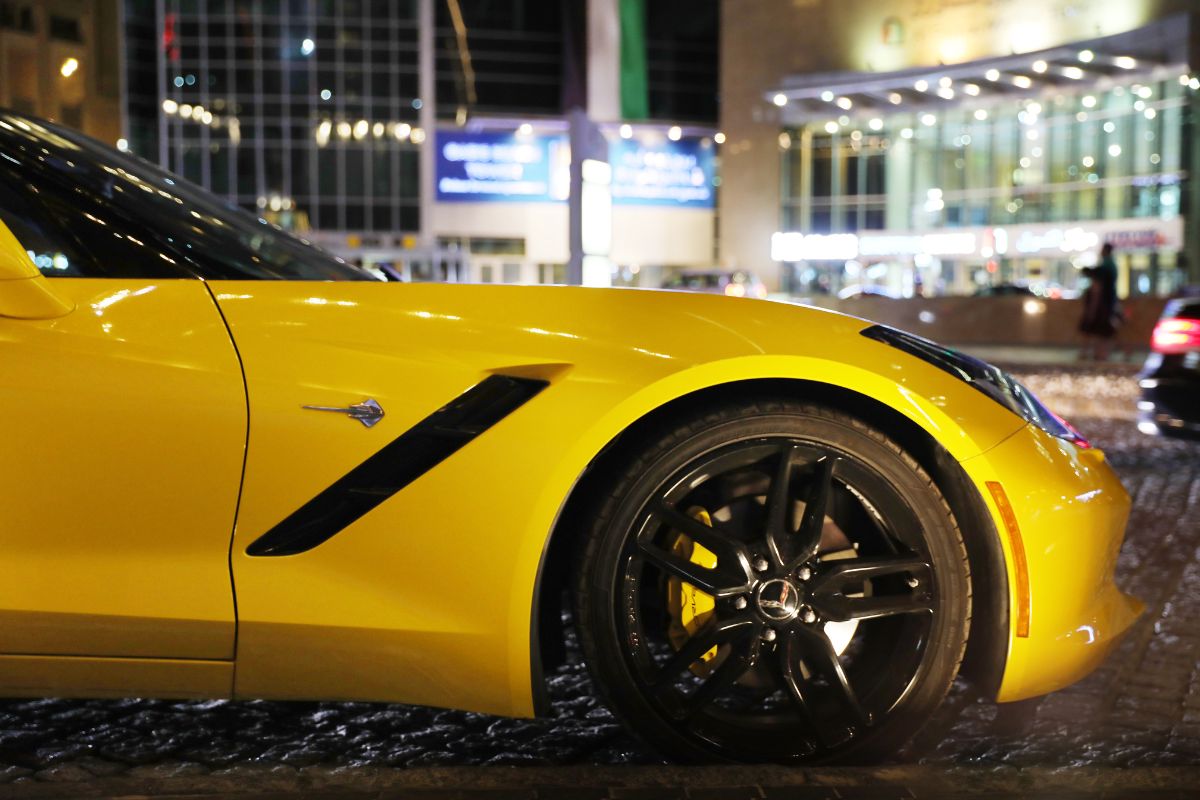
[862,324,1090,447]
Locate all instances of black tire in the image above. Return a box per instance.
[572,398,971,764]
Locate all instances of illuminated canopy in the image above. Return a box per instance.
[766,15,1193,122]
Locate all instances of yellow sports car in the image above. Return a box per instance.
[0,111,1140,763]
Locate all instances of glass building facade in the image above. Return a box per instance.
[434,0,565,120]
[125,0,423,235]
[768,17,1199,298]
[433,0,718,124]
[123,0,719,252]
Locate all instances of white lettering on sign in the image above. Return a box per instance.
[441,141,541,164]
[437,178,547,196]
[463,162,524,180]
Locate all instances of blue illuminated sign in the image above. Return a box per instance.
[435,129,716,209]
[609,138,714,209]
[435,130,570,203]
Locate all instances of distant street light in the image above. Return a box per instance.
[60,58,79,78]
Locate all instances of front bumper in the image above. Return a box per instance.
[962,423,1143,703]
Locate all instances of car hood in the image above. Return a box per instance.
[211,281,862,369]
[209,281,1027,462]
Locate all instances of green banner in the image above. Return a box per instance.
[619,0,649,120]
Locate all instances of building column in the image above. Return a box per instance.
[155,0,168,167]
[586,0,621,123]
[418,0,435,251]
[1186,89,1200,285]
[798,126,813,232]
[567,0,620,285]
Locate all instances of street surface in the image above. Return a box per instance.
[1,364,1198,798]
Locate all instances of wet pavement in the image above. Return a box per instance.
[1,366,1198,798]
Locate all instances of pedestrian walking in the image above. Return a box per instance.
[1079,242,1120,361]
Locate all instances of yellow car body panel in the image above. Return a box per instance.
[205,281,1137,717]
[0,112,1141,742]
[960,426,1143,702]
[0,278,245,662]
[0,234,1138,713]
[0,655,233,700]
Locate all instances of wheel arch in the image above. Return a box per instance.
[530,377,1009,715]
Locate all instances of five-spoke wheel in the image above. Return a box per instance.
[574,400,970,763]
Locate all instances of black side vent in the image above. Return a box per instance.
[246,375,548,557]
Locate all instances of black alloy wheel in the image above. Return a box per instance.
[573,400,971,763]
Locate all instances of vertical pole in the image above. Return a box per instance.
[252,10,266,202]
[307,0,318,227]
[360,0,370,237]
[1185,89,1200,285]
[569,0,620,285]
[198,0,210,189]
[798,126,812,232]
[334,2,345,229]
[587,0,621,123]
[418,0,435,254]
[567,108,586,285]
[225,3,236,200]
[155,0,167,167]
[117,0,129,144]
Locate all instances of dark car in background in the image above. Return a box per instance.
[1138,298,1200,439]
[661,269,768,299]
[975,282,1038,297]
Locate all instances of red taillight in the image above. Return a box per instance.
[1152,318,1200,354]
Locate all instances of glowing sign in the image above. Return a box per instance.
[771,232,858,261]
[436,130,715,209]
[1014,227,1100,254]
[858,232,976,257]
[609,137,715,208]
[436,130,569,203]
[773,231,975,261]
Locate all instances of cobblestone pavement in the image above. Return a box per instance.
[0,366,1198,798]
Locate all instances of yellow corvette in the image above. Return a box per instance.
[0,111,1140,763]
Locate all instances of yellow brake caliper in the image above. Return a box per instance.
[666,507,720,675]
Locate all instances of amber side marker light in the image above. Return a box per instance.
[986,481,1031,638]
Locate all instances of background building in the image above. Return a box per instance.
[124,0,423,240]
[426,0,719,286]
[0,0,122,144]
[120,0,720,287]
[721,0,1200,296]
